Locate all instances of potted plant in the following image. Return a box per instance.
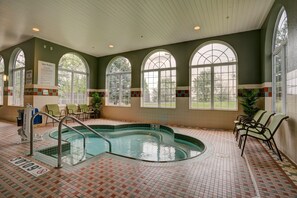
[240,89,260,118]
[91,92,102,118]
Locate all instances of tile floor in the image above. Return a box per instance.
[0,119,296,198]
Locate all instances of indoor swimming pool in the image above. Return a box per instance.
[37,124,205,165]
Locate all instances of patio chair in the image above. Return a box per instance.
[234,111,275,141]
[79,104,95,120]
[233,110,266,134]
[238,114,289,161]
[66,104,84,121]
[46,104,65,126]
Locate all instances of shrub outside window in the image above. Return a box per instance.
[190,42,238,110]
[272,8,287,114]
[58,53,89,104]
[141,50,176,108]
[106,57,131,106]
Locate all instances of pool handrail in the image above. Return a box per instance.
[57,115,112,168]
[29,112,86,163]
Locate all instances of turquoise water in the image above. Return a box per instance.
[49,125,205,162]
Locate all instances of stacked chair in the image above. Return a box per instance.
[234,110,289,161]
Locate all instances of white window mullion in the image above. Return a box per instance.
[211,66,214,109]
[158,71,161,107]
[71,72,74,104]
[119,74,122,106]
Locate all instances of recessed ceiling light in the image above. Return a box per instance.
[32,27,40,32]
[109,44,114,48]
[194,26,200,31]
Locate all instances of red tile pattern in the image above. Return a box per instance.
[0,119,296,197]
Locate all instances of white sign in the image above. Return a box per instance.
[38,61,55,86]
[9,156,50,177]
[26,70,33,85]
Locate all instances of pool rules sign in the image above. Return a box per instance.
[9,157,49,177]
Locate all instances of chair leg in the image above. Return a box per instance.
[271,138,282,161]
[233,125,236,134]
[238,135,241,147]
[241,135,248,156]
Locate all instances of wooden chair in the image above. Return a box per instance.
[66,104,84,121]
[45,104,65,126]
[238,114,289,161]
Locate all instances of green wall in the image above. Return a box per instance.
[34,38,98,88]
[98,30,261,89]
[261,0,297,83]
[0,37,98,89]
[0,38,35,84]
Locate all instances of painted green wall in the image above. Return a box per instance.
[0,37,98,89]
[0,38,35,83]
[34,38,98,88]
[261,0,297,83]
[98,30,261,89]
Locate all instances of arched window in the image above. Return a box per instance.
[272,8,287,113]
[11,49,25,106]
[190,42,237,110]
[58,53,89,104]
[0,56,4,105]
[141,50,176,108]
[106,56,131,106]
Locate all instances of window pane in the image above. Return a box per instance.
[191,43,236,65]
[0,56,4,105]
[190,42,237,110]
[58,71,72,104]
[0,74,3,105]
[73,73,87,104]
[59,53,87,72]
[213,65,237,110]
[191,67,211,109]
[143,71,158,107]
[142,51,176,108]
[12,50,25,106]
[58,53,88,104]
[106,57,131,106]
[273,53,283,113]
[160,70,176,108]
[274,10,288,49]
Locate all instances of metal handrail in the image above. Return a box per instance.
[57,115,112,168]
[29,112,86,163]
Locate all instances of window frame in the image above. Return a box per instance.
[141,49,177,109]
[58,53,89,105]
[272,7,287,114]
[0,56,4,105]
[189,41,238,111]
[10,49,25,107]
[105,56,132,107]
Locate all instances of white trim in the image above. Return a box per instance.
[24,84,58,89]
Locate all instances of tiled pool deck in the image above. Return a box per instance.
[0,119,296,198]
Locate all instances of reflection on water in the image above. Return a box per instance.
[65,130,202,162]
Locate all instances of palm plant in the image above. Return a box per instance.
[240,89,259,118]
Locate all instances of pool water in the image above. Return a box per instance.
[43,124,205,165]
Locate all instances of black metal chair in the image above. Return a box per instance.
[238,114,289,161]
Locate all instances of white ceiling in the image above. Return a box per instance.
[0,0,274,57]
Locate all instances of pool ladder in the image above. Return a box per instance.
[29,112,112,168]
